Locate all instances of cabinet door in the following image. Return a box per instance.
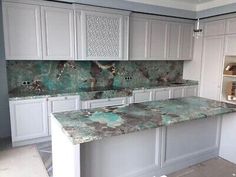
[48,96,80,114]
[224,34,236,56]
[171,87,184,98]
[167,22,181,60]
[183,86,198,97]
[149,20,168,60]
[153,88,171,101]
[84,97,127,109]
[41,7,75,60]
[200,36,224,100]
[3,2,42,60]
[133,90,153,103]
[204,20,225,36]
[181,23,194,60]
[9,99,48,142]
[226,18,236,34]
[129,17,148,60]
[81,10,129,60]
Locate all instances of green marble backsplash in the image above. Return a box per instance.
[6,61,183,93]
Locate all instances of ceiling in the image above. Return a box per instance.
[124,0,236,11]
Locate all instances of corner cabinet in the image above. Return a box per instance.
[3,2,42,60]
[75,5,130,60]
[9,98,48,145]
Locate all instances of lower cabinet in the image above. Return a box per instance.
[133,89,153,103]
[153,88,171,101]
[81,97,129,109]
[9,98,49,145]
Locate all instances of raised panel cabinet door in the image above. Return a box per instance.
[133,90,153,103]
[149,20,168,60]
[171,87,184,98]
[153,89,171,101]
[226,18,236,34]
[129,17,149,60]
[41,6,75,60]
[225,34,236,55]
[9,99,48,142]
[181,23,194,60]
[204,20,225,36]
[200,36,224,100]
[167,22,181,60]
[3,2,42,60]
[81,11,128,60]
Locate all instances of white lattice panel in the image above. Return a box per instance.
[85,13,121,58]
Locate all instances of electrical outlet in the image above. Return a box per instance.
[125,76,133,80]
[21,81,31,86]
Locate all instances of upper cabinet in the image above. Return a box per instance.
[204,20,225,36]
[41,6,75,60]
[3,2,42,60]
[129,14,194,61]
[75,5,130,60]
[226,18,236,34]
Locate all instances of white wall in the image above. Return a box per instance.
[0,1,11,138]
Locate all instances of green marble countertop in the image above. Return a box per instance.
[52,96,236,145]
[9,80,198,101]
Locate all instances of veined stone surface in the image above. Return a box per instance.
[52,96,236,145]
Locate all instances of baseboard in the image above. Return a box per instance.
[12,136,51,147]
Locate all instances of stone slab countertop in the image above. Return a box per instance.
[52,96,236,145]
[9,80,198,101]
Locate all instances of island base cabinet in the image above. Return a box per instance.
[219,113,236,164]
[52,116,222,177]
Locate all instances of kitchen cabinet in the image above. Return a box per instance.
[181,23,194,60]
[224,34,236,56]
[3,2,42,60]
[226,17,236,34]
[204,20,225,36]
[200,36,224,100]
[47,96,80,134]
[76,5,130,60]
[133,89,153,103]
[9,98,48,145]
[183,86,198,97]
[172,87,184,98]
[153,88,171,100]
[41,6,75,60]
[129,17,148,60]
[81,97,129,109]
[167,22,182,60]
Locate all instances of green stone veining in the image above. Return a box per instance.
[52,97,236,145]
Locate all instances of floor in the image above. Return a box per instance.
[1,138,236,177]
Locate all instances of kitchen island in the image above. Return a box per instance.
[51,97,236,177]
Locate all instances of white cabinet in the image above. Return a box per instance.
[82,97,128,109]
[226,18,236,34]
[41,6,75,60]
[183,86,198,97]
[129,17,148,60]
[172,87,184,98]
[224,34,236,56]
[149,20,168,60]
[153,88,171,100]
[9,98,48,143]
[200,36,224,100]
[47,96,80,134]
[181,23,194,60]
[133,89,153,103]
[3,2,42,60]
[76,5,130,60]
[204,20,225,36]
[167,22,181,60]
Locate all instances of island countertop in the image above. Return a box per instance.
[52,96,236,145]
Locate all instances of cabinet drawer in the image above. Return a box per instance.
[48,96,80,114]
[184,86,198,97]
[172,87,184,98]
[84,97,128,109]
[133,90,153,103]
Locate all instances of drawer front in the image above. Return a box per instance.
[172,87,184,98]
[50,99,78,113]
[153,89,171,101]
[133,91,153,103]
[87,98,127,109]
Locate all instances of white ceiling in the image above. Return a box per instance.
[124,0,236,11]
